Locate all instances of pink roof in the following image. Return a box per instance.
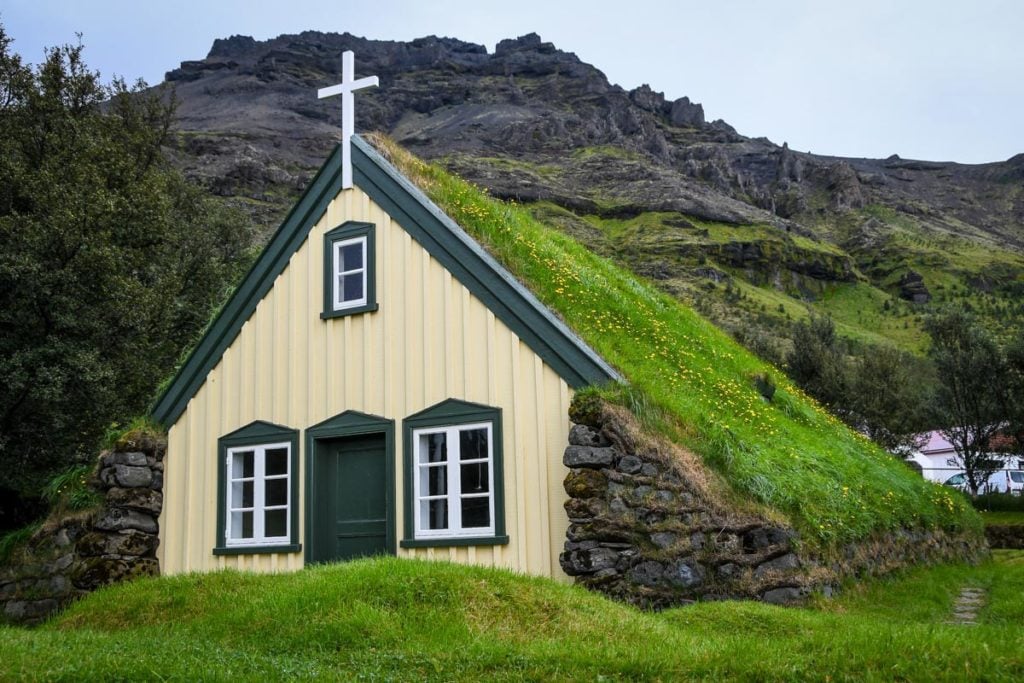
[921,430,955,455]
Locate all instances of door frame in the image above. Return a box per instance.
[304,410,396,564]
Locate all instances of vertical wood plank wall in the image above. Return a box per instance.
[158,186,573,579]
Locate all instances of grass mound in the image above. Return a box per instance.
[370,135,978,549]
[3,556,1024,680]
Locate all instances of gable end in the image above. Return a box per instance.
[152,137,618,428]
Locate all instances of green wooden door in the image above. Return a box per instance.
[312,434,389,563]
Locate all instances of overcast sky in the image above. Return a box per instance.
[3,0,1021,164]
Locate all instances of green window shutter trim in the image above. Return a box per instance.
[151,136,617,429]
[304,410,397,563]
[214,420,301,555]
[401,399,507,547]
[321,221,379,319]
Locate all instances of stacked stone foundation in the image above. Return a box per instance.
[560,402,987,608]
[1,435,164,625]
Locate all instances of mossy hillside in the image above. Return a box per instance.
[529,200,934,356]
[833,205,1024,340]
[476,152,1024,356]
[573,205,1024,355]
[372,136,978,549]
[4,555,1024,680]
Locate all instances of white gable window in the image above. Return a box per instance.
[333,236,367,309]
[413,422,495,538]
[322,221,378,319]
[225,443,291,546]
[214,421,300,555]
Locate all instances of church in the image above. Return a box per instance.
[152,52,619,578]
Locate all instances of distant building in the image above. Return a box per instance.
[913,431,1023,493]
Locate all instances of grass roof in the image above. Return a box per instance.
[369,134,979,550]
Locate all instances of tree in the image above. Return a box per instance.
[0,25,253,527]
[785,314,848,412]
[846,344,931,457]
[1002,332,1024,462]
[925,306,1009,496]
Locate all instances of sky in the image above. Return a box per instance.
[3,0,1022,164]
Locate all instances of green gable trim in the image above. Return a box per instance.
[351,137,620,390]
[214,420,301,556]
[152,136,618,429]
[213,544,301,556]
[399,536,509,549]
[305,410,396,564]
[152,146,345,426]
[321,221,379,319]
[401,399,508,548]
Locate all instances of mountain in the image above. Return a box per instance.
[160,30,1024,355]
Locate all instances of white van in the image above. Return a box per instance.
[943,470,1024,495]
[1001,470,1024,496]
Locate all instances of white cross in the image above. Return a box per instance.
[318,51,379,189]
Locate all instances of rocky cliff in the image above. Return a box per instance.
[159,30,1024,351]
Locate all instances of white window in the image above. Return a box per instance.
[225,442,291,546]
[332,236,367,311]
[412,422,494,539]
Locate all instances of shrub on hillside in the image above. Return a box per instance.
[972,493,1024,513]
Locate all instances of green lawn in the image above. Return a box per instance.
[2,554,1022,681]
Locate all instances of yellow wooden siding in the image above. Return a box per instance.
[158,186,573,578]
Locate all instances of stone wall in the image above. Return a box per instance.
[985,524,1024,549]
[559,401,986,608]
[0,433,164,625]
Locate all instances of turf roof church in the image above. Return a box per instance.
[153,53,618,578]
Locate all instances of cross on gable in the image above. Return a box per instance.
[318,51,379,189]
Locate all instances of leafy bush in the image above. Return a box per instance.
[0,24,253,507]
[972,493,1024,513]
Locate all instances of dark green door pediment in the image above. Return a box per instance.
[305,412,395,564]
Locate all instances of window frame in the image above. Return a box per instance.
[214,421,301,556]
[224,442,291,547]
[401,399,508,548]
[412,421,496,540]
[322,221,378,319]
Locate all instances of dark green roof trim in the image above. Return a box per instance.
[152,145,346,427]
[152,136,618,428]
[351,136,620,390]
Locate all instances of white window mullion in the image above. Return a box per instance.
[447,427,462,533]
[253,447,265,542]
[360,266,367,307]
